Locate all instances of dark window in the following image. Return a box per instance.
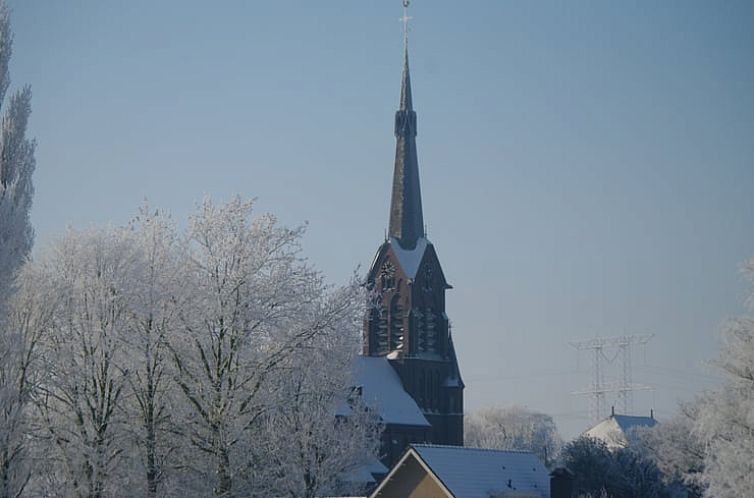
[380,262,396,290]
[422,265,433,291]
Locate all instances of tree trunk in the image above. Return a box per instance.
[215,445,233,498]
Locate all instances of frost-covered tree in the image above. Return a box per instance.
[694,257,754,498]
[0,1,35,313]
[612,448,672,498]
[561,436,671,498]
[633,401,705,498]
[31,228,139,498]
[0,264,52,498]
[258,285,382,498]
[168,197,369,498]
[561,437,616,498]
[13,198,382,498]
[465,405,562,465]
[18,216,183,498]
[119,207,184,498]
[0,2,38,497]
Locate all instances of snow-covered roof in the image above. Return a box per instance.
[341,457,389,484]
[352,356,430,427]
[613,414,657,432]
[389,237,428,279]
[583,414,657,449]
[410,445,550,498]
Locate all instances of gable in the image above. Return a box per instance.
[415,242,450,289]
[368,238,449,287]
[370,450,453,498]
[371,446,549,498]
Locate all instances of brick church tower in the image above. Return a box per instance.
[363,15,464,456]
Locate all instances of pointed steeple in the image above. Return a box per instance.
[399,45,413,111]
[389,24,424,250]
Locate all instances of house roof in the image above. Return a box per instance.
[341,456,390,484]
[349,356,430,427]
[583,414,657,449]
[408,444,550,498]
[612,414,657,433]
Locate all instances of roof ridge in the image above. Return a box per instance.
[411,443,536,455]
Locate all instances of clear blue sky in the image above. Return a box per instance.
[9,0,754,438]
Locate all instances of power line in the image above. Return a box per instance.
[466,369,582,383]
[643,363,721,382]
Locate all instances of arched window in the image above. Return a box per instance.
[424,308,436,353]
[374,304,388,354]
[389,294,404,351]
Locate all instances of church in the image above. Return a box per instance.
[353,6,464,470]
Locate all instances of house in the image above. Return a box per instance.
[369,444,551,498]
[582,408,657,449]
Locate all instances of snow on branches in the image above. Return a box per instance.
[692,261,754,498]
[0,0,35,315]
[10,198,379,498]
[0,2,37,497]
[465,405,562,466]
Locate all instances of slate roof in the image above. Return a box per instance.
[411,444,550,498]
[351,356,430,427]
[389,43,424,250]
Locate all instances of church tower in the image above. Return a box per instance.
[363,4,463,449]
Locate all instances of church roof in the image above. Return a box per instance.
[351,356,430,427]
[389,236,427,278]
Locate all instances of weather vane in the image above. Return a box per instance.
[400,0,412,46]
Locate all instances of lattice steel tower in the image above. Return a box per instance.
[570,334,654,422]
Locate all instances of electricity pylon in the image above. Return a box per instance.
[570,334,654,422]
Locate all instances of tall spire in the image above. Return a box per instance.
[389,0,424,250]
